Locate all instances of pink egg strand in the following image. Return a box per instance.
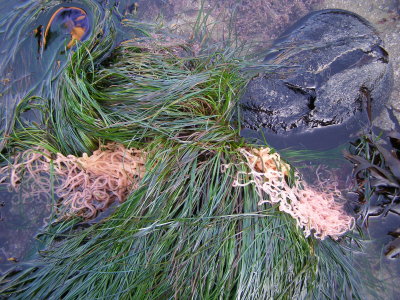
[1,144,354,238]
[0,143,146,218]
[233,147,354,240]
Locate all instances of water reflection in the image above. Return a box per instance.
[0,188,51,273]
[43,7,90,50]
[0,0,96,274]
[0,1,97,151]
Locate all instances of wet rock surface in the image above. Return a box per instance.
[240,9,393,149]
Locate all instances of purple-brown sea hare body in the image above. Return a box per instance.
[240,9,393,150]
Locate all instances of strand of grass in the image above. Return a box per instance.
[1,15,362,300]
[9,13,266,155]
[0,0,113,149]
[280,144,348,166]
[1,137,361,299]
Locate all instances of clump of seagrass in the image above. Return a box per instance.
[233,147,354,240]
[0,143,146,218]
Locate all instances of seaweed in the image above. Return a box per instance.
[345,115,400,259]
[0,2,363,299]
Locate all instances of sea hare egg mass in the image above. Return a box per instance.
[43,7,90,49]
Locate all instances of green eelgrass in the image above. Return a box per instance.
[0,10,361,300]
[0,0,118,150]
[0,143,360,299]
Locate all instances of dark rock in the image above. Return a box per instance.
[240,9,393,150]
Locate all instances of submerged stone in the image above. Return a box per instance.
[240,9,393,150]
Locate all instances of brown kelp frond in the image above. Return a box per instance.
[345,131,400,258]
[231,147,354,240]
[345,133,400,195]
[344,131,400,223]
[0,143,146,218]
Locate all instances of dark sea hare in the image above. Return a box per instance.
[240,9,393,150]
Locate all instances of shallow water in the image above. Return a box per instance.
[0,0,114,273]
[313,1,400,298]
[0,188,51,272]
[0,0,399,298]
[167,2,400,297]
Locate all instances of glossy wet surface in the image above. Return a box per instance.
[0,189,51,272]
[0,0,399,298]
[43,7,90,50]
[0,0,95,273]
[0,2,94,152]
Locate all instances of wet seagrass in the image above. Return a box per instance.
[0,1,362,299]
